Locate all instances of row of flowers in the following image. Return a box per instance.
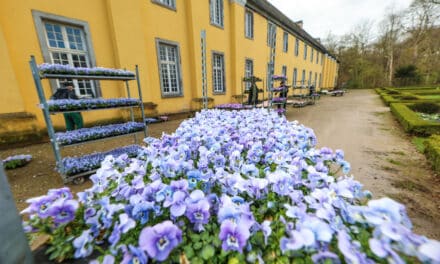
[46,98,140,112]
[38,63,135,77]
[215,103,254,110]
[272,75,287,81]
[2,154,32,170]
[59,145,141,176]
[55,122,145,146]
[22,109,439,263]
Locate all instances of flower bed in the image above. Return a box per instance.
[38,63,135,77]
[2,154,32,169]
[390,103,440,135]
[23,109,439,263]
[47,98,140,112]
[55,122,145,146]
[59,145,141,176]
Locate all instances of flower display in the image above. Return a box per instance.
[272,75,287,81]
[215,103,253,110]
[38,63,135,77]
[55,122,144,146]
[47,98,140,112]
[270,87,286,92]
[2,154,32,169]
[22,109,440,263]
[59,145,141,176]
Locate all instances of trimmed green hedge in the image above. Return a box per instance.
[390,103,440,135]
[424,135,440,173]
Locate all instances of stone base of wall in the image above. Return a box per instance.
[0,112,45,149]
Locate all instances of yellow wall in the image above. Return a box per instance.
[0,0,339,134]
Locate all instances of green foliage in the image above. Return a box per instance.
[394,65,421,85]
[390,103,440,135]
[424,135,440,173]
[409,102,440,114]
[412,137,429,153]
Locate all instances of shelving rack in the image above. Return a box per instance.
[29,55,147,184]
[268,75,289,114]
[241,76,264,108]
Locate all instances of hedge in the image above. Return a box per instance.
[424,135,440,173]
[390,103,440,135]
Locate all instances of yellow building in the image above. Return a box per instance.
[0,0,339,145]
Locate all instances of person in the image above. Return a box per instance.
[278,80,289,110]
[247,81,259,106]
[51,81,84,131]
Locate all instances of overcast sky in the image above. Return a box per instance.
[267,0,413,39]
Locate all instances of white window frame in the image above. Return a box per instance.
[282,65,287,78]
[212,52,226,94]
[293,68,298,87]
[244,58,254,90]
[308,71,312,86]
[32,10,100,97]
[245,10,254,39]
[283,31,288,53]
[210,0,224,28]
[267,21,276,47]
[295,38,299,56]
[310,48,314,62]
[301,69,306,86]
[156,39,183,97]
[304,43,308,60]
[152,0,176,10]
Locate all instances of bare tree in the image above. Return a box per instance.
[378,6,403,86]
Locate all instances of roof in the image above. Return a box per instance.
[245,0,338,61]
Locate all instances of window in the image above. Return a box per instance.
[308,71,312,86]
[267,63,274,89]
[321,54,324,65]
[319,73,322,87]
[212,53,225,93]
[314,72,317,86]
[210,0,224,27]
[304,43,308,60]
[44,22,96,97]
[245,10,253,39]
[293,68,297,87]
[301,69,306,86]
[282,66,287,78]
[294,38,299,56]
[310,48,314,62]
[244,59,253,90]
[157,40,182,97]
[152,0,176,9]
[267,21,276,47]
[316,52,319,64]
[283,32,288,52]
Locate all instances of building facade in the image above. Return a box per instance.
[0,0,339,144]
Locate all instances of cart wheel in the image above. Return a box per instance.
[73,176,85,185]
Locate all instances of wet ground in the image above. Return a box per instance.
[1,89,439,240]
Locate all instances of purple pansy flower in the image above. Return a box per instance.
[219,220,250,253]
[139,221,182,261]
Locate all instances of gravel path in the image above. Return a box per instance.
[2,89,439,240]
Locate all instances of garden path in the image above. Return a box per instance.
[286,89,440,239]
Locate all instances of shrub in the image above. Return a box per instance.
[387,90,400,95]
[410,102,440,114]
[398,95,418,100]
[424,135,440,173]
[390,103,440,135]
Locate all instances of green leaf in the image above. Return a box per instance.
[191,257,204,264]
[184,245,195,259]
[193,241,203,250]
[201,245,215,260]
